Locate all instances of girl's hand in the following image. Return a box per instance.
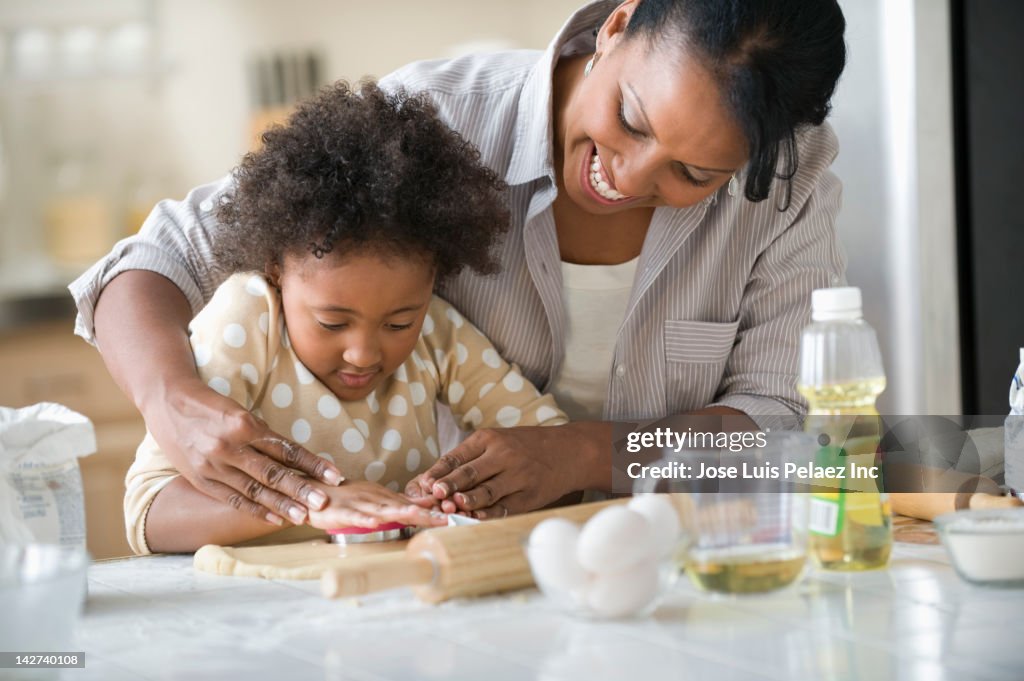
[307,480,448,530]
[404,423,611,518]
[147,377,345,526]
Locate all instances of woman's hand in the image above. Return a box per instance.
[147,376,346,526]
[405,422,611,518]
[94,271,347,526]
[307,481,448,530]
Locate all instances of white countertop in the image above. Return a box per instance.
[62,542,1023,681]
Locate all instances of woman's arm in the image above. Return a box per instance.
[94,270,209,435]
[95,271,339,521]
[85,231,342,526]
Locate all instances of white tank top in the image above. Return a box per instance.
[548,257,639,421]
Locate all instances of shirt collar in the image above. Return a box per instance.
[505,0,618,187]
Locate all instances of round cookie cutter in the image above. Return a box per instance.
[327,522,416,544]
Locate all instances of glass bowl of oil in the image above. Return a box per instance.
[632,430,816,596]
[682,492,808,594]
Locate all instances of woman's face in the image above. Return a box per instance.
[275,250,434,402]
[555,5,749,213]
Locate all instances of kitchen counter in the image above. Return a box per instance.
[61,536,1024,681]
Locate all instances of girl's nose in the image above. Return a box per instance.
[343,334,381,369]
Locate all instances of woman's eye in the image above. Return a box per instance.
[617,103,643,138]
[675,163,712,189]
[684,173,712,189]
[318,321,347,331]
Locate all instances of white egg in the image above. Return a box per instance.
[585,559,661,618]
[628,494,682,557]
[527,518,587,594]
[576,506,655,575]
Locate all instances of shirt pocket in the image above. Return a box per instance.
[664,319,740,364]
[663,319,740,412]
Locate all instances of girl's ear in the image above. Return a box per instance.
[264,262,282,289]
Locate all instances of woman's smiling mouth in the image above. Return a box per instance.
[582,144,634,204]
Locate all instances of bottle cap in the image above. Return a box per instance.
[811,287,862,321]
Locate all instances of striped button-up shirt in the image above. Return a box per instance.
[70,0,845,428]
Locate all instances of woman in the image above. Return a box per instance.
[71,0,846,525]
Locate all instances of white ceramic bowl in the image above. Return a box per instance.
[934,508,1024,587]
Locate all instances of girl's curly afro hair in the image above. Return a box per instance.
[214,80,509,281]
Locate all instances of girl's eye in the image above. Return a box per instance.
[617,102,644,138]
[318,321,347,331]
[387,323,414,331]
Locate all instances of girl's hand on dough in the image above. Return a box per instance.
[307,480,448,530]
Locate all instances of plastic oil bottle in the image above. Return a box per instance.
[798,287,892,570]
[1004,348,1024,498]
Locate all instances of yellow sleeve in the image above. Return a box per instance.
[123,273,281,554]
[123,434,176,555]
[422,297,568,430]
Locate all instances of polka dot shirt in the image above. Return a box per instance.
[125,273,568,554]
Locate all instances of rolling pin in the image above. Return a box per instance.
[321,498,627,603]
[891,492,1022,521]
[887,463,1021,520]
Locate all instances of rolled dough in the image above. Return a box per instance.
[194,539,408,579]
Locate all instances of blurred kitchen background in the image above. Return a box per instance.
[0,1,1020,556]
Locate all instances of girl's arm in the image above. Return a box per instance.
[146,477,445,553]
[145,476,290,553]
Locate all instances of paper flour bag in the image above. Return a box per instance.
[0,402,96,547]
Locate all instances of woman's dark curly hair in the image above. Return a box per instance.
[214,81,509,281]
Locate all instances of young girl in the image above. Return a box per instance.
[124,82,567,554]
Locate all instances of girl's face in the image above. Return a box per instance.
[274,250,434,402]
[554,2,749,213]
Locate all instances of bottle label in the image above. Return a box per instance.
[809,494,843,536]
[809,442,846,537]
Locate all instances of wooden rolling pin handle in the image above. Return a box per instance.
[968,493,1024,511]
[320,499,627,603]
[891,491,1023,520]
[321,551,435,599]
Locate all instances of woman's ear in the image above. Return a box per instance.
[597,0,639,51]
